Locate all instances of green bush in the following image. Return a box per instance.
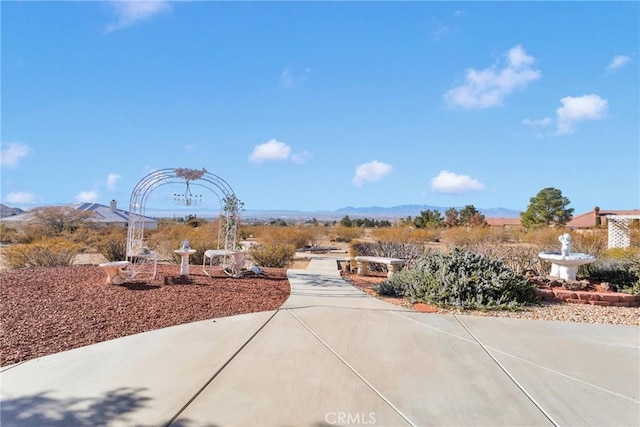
[581,255,640,295]
[375,248,539,310]
[3,238,84,268]
[248,243,296,268]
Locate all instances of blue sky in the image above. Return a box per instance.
[1,1,638,216]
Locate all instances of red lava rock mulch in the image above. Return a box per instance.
[341,271,413,309]
[0,264,290,366]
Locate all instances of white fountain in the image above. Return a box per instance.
[538,233,596,281]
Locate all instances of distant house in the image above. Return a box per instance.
[485,217,522,227]
[0,200,158,230]
[566,207,640,229]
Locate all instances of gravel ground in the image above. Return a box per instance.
[342,272,640,326]
[2,264,638,367]
[0,264,290,366]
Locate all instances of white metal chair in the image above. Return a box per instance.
[126,242,158,280]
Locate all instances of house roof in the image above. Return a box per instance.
[566,209,640,229]
[485,217,522,227]
[76,202,131,223]
[0,202,157,225]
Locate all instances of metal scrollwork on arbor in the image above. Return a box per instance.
[126,167,240,259]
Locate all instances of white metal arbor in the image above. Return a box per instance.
[126,168,240,277]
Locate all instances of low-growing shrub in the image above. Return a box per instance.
[329,225,363,243]
[351,240,428,259]
[369,227,440,244]
[3,238,84,269]
[248,243,296,268]
[374,248,539,310]
[465,242,545,276]
[571,230,607,258]
[441,226,511,247]
[251,225,320,249]
[92,227,128,261]
[581,255,640,295]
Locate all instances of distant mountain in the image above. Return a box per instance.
[241,205,521,221]
[333,204,521,218]
[0,204,25,218]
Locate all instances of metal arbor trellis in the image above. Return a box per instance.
[126,168,240,274]
[607,215,640,249]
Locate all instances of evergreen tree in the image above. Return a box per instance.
[414,209,443,228]
[459,205,486,227]
[520,187,574,229]
[444,208,459,227]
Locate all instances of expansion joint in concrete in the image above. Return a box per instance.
[286,308,417,427]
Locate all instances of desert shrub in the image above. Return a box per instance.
[351,241,429,262]
[93,227,128,261]
[520,227,568,249]
[571,230,607,257]
[3,238,84,269]
[631,228,640,246]
[581,254,640,295]
[375,248,539,310]
[0,224,20,244]
[329,225,363,243]
[147,221,224,264]
[248,225,319,249]
[465,242,545,276]
[369,227,440,243]
[441,226,511,247]
[600,247,640,260]
[248,243,296,268]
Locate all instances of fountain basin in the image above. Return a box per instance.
[538,252,596,281]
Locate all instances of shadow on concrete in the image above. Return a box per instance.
[1,387,151,427]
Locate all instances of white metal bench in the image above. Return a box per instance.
[98,261,131,285]
[354,256,405,278]
[203,249,246,277]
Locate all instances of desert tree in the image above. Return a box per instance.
[459,205,487,227]
[520,187,574,229]
[31,205,96,236]
[340,215,353,227]
[414,209,443,228]
[444,208,459,227]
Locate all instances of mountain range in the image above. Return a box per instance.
[0,204,25,218]
[0,203,521,221]
[242,205,521,221]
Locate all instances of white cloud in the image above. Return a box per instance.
[607,55,631,71]
[106,173,121,191]
[278,67,311,89]
[249,139,292,163]
[5,191,36,204]
[0,142,31,167]
[352,161,393,187]
[75,190,99,203]
[106,0,171,33]
[522,117,553,127]
[444,45,541,109]
[430,170,485,194]
[290,151,312,164]
[431,24,450,40]
[556,94,608,135]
